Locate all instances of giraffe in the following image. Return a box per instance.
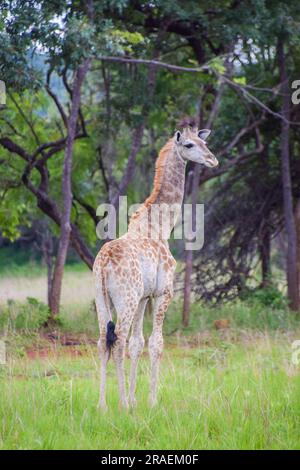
[93,120,219,409]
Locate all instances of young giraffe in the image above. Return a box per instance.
[93,121,219,409]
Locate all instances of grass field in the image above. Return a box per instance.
[0,266,300,449]
[1,332,300,449]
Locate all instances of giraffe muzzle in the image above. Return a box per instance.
[206,155,219,168]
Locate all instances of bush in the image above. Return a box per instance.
[241,285,288,310]
[157,289,297,334]
[0,297,49,332]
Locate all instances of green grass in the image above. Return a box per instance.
[0,260,89,278]
[2,294,299,340]
[1,268,300,449]
[56,294,300,336]
[0,334,300,449]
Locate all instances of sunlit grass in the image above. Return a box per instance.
[0,335,300,450]
[1,266,300,449]
[0,268,93,308]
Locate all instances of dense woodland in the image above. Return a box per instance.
[0,0,300,325]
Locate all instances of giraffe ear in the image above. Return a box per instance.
[174,130,182,144]
[198,129,211,141]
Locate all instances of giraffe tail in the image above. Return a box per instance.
[100,268,117,351]
[106,320,117,349]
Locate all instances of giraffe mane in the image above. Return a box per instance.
[129,138,174,224]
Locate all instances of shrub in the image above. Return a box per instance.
[0,297,49,332]
[241,285,288,310]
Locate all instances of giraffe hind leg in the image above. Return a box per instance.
[97,331,109,410]
[112,299,140,409]
[128,298,148,407]
[95,284,112,411]
[148,290,172,406]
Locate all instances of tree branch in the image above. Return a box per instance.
[96,56,210,74]
[45,85,68,129]
[216,115,265,158]
[73,194,98,226]
[0,136,94,269]
[0,137,31,161]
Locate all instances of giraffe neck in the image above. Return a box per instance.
[128,139,186,239]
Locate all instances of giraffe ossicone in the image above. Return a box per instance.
[93,121,218,409]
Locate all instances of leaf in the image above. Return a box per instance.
[209,58,226,74]
[233,76,247,85]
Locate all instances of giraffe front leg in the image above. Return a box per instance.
[128,298,147,407]
[148,291,172,407]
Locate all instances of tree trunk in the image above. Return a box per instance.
[182,74,227,326]
[182,164,201,327]
[42,235,53,307]
[295,199,300,292]
[183,249,193,327]
[110,47,159,212]
[110,122,145,211]
[49,59,91,318]
[260,223,271,287]
[278,39,299,311]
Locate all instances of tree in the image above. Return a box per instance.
[1,0,300,324]
[48,57,91,317]
[278,38,299,311]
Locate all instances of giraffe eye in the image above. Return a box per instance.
[184,143,194,149]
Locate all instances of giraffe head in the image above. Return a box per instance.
[174,125,218,168]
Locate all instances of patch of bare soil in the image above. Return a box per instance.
[25,331,97,360]
[22,327,300,360]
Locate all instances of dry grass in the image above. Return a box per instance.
[0,270,94,307]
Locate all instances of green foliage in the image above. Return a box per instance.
[52,296,299,337]
[241,285,288,310]
[0,0,299,305]
[109,29,146,53]
[57,302,98,336]
[0,201,28,240]
[209,57,226,74]
[0,246,43,276]
[160,296,298,335]
[0,298,49,332]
